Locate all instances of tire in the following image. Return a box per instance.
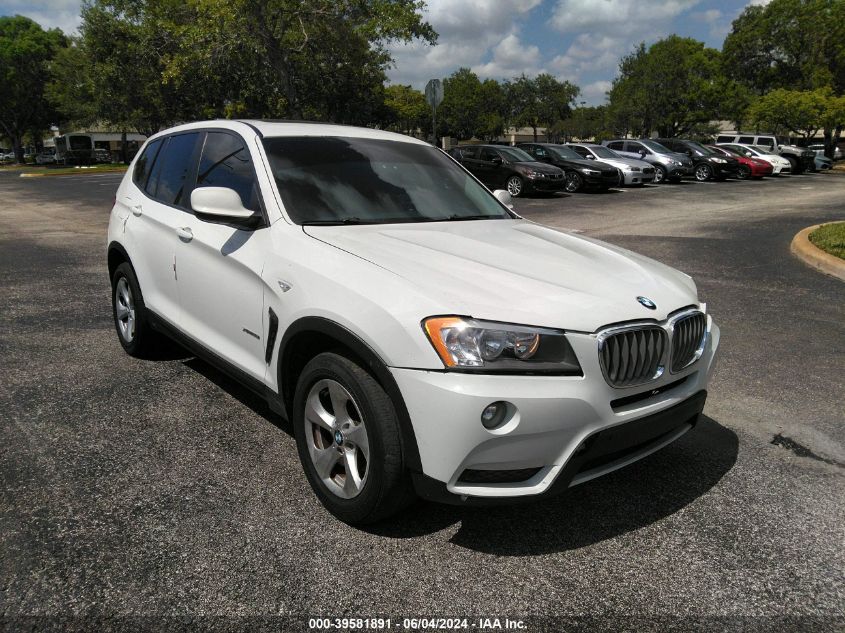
[111,262,160,357]
[785,155,802,174]
[694,163,713,181]
[736,165,752,180]
[652,165,667,184]
[506,175,524,197]
[293,352,415,525]
[564,171,583,193]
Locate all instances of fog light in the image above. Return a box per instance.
[481,401,508,430]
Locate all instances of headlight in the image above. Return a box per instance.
[627,166,641,172]
[711,157,727,164]
[670,159,681,166]
[526,170,545,178]
[422,316,581,374]
[583,168,600,176]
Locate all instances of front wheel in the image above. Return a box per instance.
[506,175,524,197]
[111,262,160,357]
[695,164,713,181]
[736,165,752,180]
[564,171,583,193]
[293,352,415,525]
[652,165,667,184]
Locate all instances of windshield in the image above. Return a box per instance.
[497,147,534,162]
[69,135,92,150]
[686,141,715,156]
[640,139,674,154]
[262,137,512,225]
[751,146,771,155]
[549,145,583,160]
[587,145,618,159]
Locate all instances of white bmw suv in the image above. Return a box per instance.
[108,120,720,524]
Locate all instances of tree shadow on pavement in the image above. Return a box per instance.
[368,415,738,555]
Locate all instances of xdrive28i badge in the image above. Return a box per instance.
[637,296,657,310]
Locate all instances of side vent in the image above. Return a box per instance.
[265,308,279,364]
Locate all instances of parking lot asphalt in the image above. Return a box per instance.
[1,169,843,631]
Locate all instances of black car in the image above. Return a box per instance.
[448,145,566,197]
[656,138,740,181]
[517,143,620,192]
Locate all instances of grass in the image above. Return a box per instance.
[809,222,845,260]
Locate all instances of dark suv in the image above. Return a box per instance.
[448,145,565,197]
[517,143,620,192]
[656,139,740,181]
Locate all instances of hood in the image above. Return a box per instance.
[611,156,653,169]
[512,161,562,174]
[303,220,698,332]
[569,158,617,174]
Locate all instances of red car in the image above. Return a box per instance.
[706,144,773,179]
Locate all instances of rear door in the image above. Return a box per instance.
[123,132,201,325]
[176,129,270,382]
[478,147,503,187]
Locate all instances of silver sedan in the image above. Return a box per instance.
[566,143,656,186]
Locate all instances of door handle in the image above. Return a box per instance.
[130,204,143,216]
[175,227,193,241]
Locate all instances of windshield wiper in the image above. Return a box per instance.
[301,217,368,226]
[444,214,501,221]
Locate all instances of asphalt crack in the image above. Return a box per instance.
[771,433,845,468]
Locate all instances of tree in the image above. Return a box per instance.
[746,89,826,139]
[553,106,608,142]
[383,84,429,136]
[45,39,98,130]
[607,36,743,138]
[0,16,66,162]
[504,74,578,141]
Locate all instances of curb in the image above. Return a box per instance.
[790,223,845,282]
[19,168,128,178]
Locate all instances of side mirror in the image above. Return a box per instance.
[191,187,259,221]
[491,156,503,165]
[639,149,647,157]
[493,189,514,209]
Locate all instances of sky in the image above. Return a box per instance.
[1,0,770,105]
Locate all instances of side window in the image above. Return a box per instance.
[533,146,547,158]
[480,148,498,162]
[571,146,589,158]
[716,135,733,144]
[756,137,775,149]
[146,132,200,207]
[460,146,478,159]
[133,139,162,189]
[626,141,645,153]
[195,132,260,212]
[607,141,624,151]
[738,136,755,144]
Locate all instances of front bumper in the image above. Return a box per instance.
[621,170,655,185]
[392,319,720,502]
[526,175,566,192]
[582,171,620,188]
[668,165,693,179]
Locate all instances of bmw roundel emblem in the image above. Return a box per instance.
[637,296,657,310]
[334,430,344,446]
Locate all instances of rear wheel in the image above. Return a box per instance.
[506,175,524,197]
[652,165,667,184]
[564,171,583,193]
[736,165,752,180]
[293,352,415,525]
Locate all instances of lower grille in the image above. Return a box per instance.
[599,327,666,388]
[671,311,706,372]
[642,167,655,174]
[458,468,541,484]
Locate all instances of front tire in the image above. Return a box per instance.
[564,171,583,193]
[652,165,667,184]
[293,352,415,525]
[736,165,752,180]
[506,175,524,197]
[695,164,713,181]
[111,262,159,357]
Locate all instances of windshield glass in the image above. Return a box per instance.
[686,141,715,156]
[549,145,582,160]
[640,139,674,154]
[587,145,618,159]
[262,137,512,225]
[497,147,534,162]
[751,146,771,155]
[69,135,92,150]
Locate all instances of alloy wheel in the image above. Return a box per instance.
[653,166,665,183]
[564,172,582,193]
[695,164,711,181]
[303,379,370,499]
[737,165,751,180]
[115,277,136,343]
[506,176,523,197]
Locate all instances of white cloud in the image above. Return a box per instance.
[580,80,612,103]
[0,0,81,34]
[387,0,542,87]
[550,0,701,36]
[549,34,620,82]
[472,34,544,80]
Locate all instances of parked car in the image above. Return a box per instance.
[814,154,833,170]
[717,143,791,175]
[565,143,655,186]
[35,150,56,165]
[108,120,720,524]
[0,151,16,163]
[601,139,693,183]
[706,145,773,179]
[807,143,842,161]
[516,143,621,192]
[448,145,565,197]
[715,132,815,174]
[94,148,112,163]
[655,138,740,181]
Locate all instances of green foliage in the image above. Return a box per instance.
[747,88,827,138]
[504,73,579,140]
[723,0,845,95]
[607,36,745,138]
[439,68,509,140]
[552,106,609,142]
[0,16,66,161]
[383,84,429,136]
[45,39,98,128]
